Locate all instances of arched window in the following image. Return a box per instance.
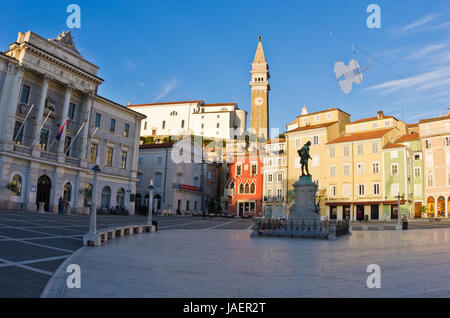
[250,183,256,194]
[162,121,166,129]
[63,182,72,202]
[239,183,244,194]
[11,174,22,196]
[116,188,125,209]
[181,120,185,128]
[438,196,445,217]
[229,182,234,189]
[245,183,250,194]
[101,186,111,209]
[427,197,435,215]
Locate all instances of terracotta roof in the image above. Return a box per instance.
[350,115,394,124]
[419,113,450,124]
[396,134,420,143]
[407,123,419,127]
[287,118,297,125]
[296,108,350,119]
[139,143,174,149]
[127,100,204,108]
[383,143,406,150]
[286,121,338,133]
[202,103,237,107]
[327,128,393,144]
[267,138,286,144]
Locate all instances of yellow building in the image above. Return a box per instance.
[285,107,350,210]
[324,111,407,221]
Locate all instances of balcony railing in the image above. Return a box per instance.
[264,196,286,203]
[40,151,57,161]
[13,144,32,156]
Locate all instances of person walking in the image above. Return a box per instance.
[58,197,64,215]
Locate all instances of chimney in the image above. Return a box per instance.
[377,111,384,119]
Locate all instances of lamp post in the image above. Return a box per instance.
[83,165,101,246]
[147,179,154,225]
[395,193,404,230]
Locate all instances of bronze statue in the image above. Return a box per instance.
[297,141,312,176]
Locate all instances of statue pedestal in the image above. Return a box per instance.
[288,175,321,222]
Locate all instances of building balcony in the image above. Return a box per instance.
[13,144,32,156]
[263,196,286,203]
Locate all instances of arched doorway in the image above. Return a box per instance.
[437,196,445,218]
[116,188,125,209]
[84,184,93,207]
[101,186,111,209]
[36,175,51,211]
[427,197,435,217]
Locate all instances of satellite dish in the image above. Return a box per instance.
[334,58,371,94]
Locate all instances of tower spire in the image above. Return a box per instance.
[253,36,266,64]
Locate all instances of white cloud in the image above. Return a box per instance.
[405,44,446,60]
[402,14,438,32]
[365,65,450,94]
[137,81,146,87]
[154,78,179,102]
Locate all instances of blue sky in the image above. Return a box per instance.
[1,0,450,135]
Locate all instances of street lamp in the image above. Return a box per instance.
[148,179,154,225]
[83,165,101,246]
[395,193,404,230]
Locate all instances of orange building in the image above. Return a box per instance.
[227,148,263,217]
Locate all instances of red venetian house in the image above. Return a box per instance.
[227,150,263,217]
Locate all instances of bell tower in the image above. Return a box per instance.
[250,36,269,140]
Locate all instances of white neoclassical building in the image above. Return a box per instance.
[136,141,204,215]
[0,30,145,214]
[128,101,247,141]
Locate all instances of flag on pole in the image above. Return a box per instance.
[55,118,68,141]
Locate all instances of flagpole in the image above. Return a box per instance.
[13,104,35,143]
[64,121,86,155]
[39,111,52,131]
[48,117,68,152]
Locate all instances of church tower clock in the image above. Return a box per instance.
[250,36,270,140]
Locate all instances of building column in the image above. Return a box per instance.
[79,92,94,161]
[57,85,73,155]
[32,75,50,148]
[0,63,15,127]
[2,65,25,143]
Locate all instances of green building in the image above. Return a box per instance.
[382,132,424,220]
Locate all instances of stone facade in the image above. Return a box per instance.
[419,113,450,218]
[262,138,287,218]
[0,31,145,215]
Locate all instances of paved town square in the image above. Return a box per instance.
[43,226,450,298]
[0,210,252,297]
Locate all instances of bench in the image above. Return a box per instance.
[83,224,156,247]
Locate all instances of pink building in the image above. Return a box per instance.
[419,113,450,218]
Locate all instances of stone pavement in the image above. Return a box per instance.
[0,210,252,297]
[45,228,450,298]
